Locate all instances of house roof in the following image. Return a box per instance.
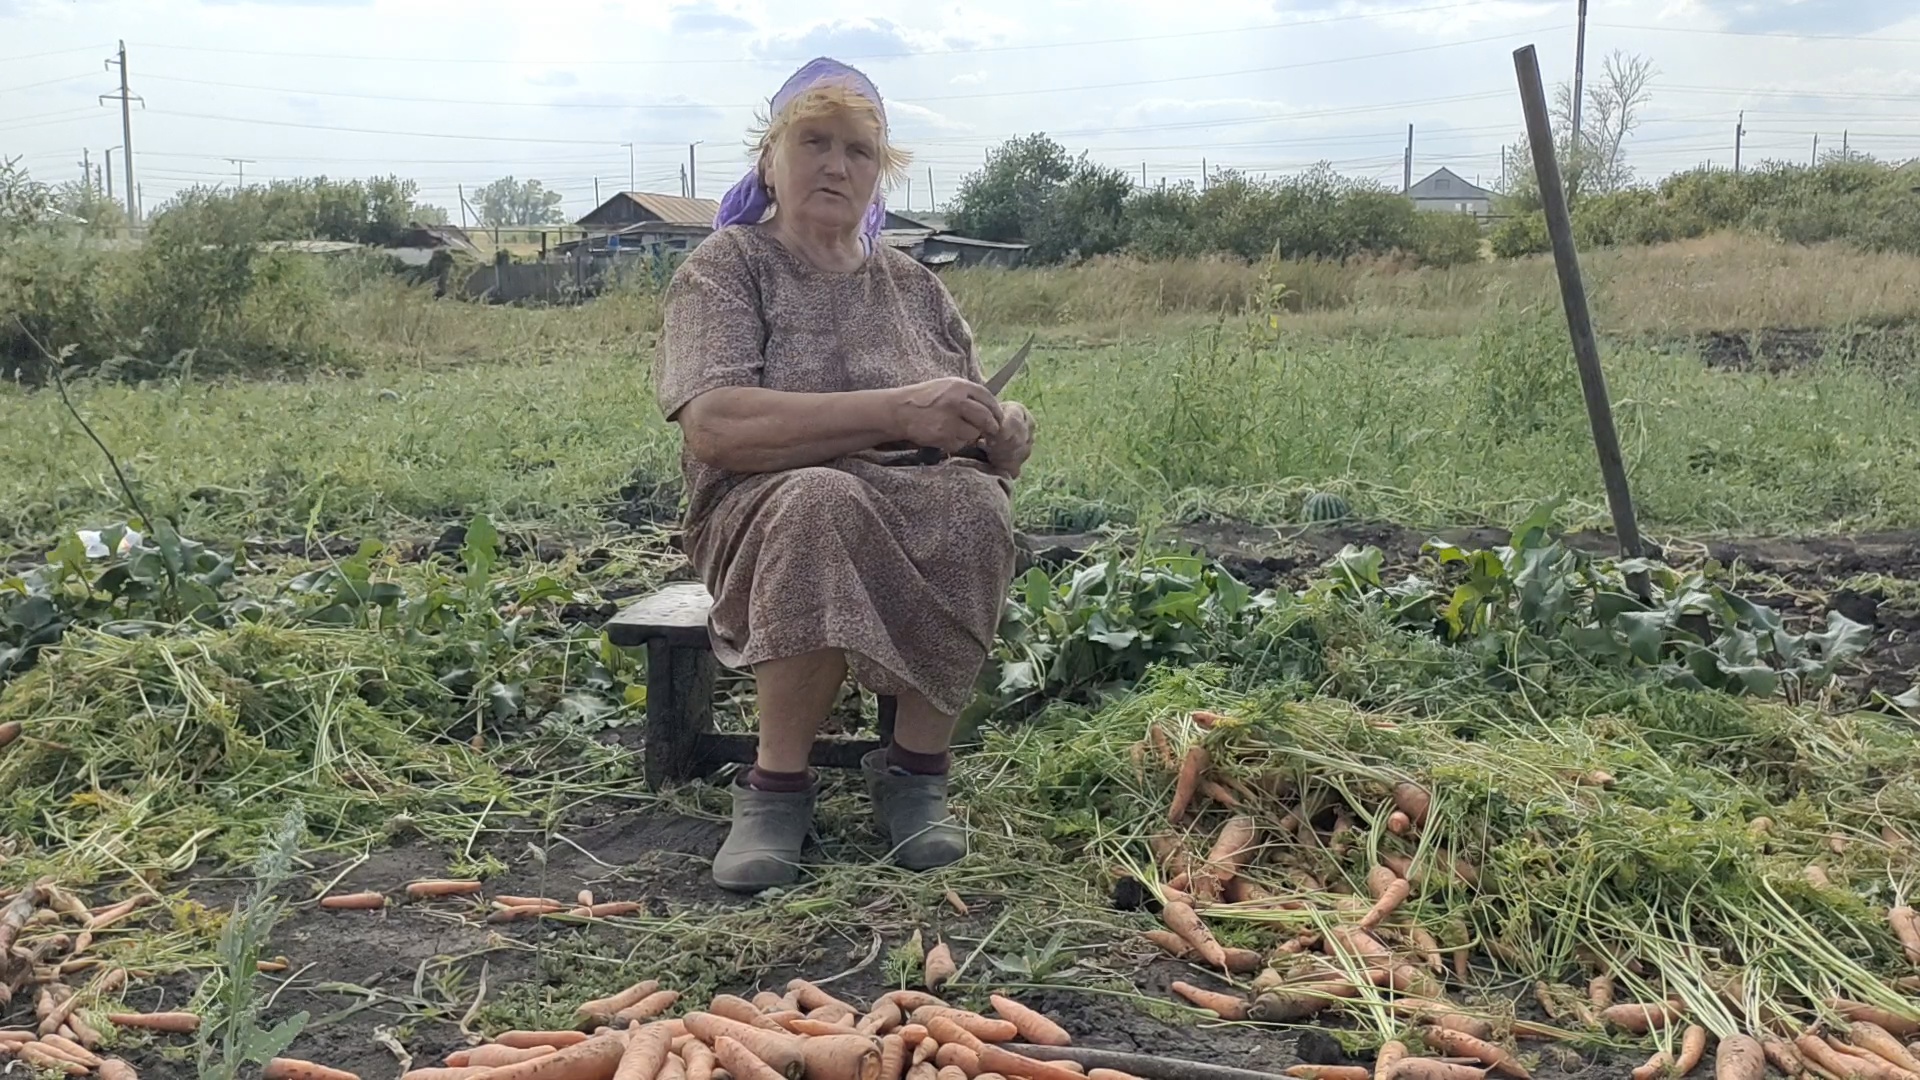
[580,191,719,228]
[1406,167,1493,200]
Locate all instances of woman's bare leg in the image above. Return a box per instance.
[888,689,957,771]
[751,648,847,777]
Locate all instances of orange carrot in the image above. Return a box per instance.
[1421,1027,1531,1080]
[318,892,386,911]
[859,998,905,1036]
[1426,1015,1496,1042]
[1800,1036,1881,1080]
[1892,907,1920,966]
[1147,723,1177,771]
[1394,782,1432,826]
[263,1059,362,1080]
[1169,981,1248,1021]
[912,1009,1019,1045]
[1168,745,1210,822]
[573,903,643,919]
[18,1044,89,1076]
[1197,779,1242,810]
[1387,812,1413,836]
[682,1014,806,1077]
[405,880,483,900]
[1830,1001,1920,1040]
[809,1004,859,1027]
[494,895,566,908]
[914,1037,940,1068]
[453,1045,557,1067]
[684,1040,715,1080]
[897,1024,932,1048]
[908,1065,939,1080]
[793,1019,862,1037]
[711,995,780,1029]
[989,996,1070,1047]
[1826,1038,1908,1080]
[579,980,663,1025]
[1715,1035,1767,1080]
[1675,1025,1709,1077]
[496,1031,592,1049]
[613,990,680,1025]
[1358,878,1412,932]
[487,903,566,923]
[788,979,855,1015]
[1761,1039,1806,1077]
[0,721,20,748]
[1588,975,1614,1011]
[798,1035,884,1080]
[483,1034,629,1080]
[1601,1003,1680,1035]
[1140,929,1191,958]
[979,1046,1084,1080]
[935,1043,981,1074]
[886,993,950,1013]
[880,1034,909,1080]
[753,992,787,1012]
[1162,900,1227,968]
[1196,816,1258,888]
[99,1059,140,1080]
[402,1069,492,1080]
[1391,1061,1488,1080]
[714,1035,790,1080]
[1284,1067,1369,1080]
[1087,1070,1141,1080]
[1374,1041,1409,1080]
[938,1066,969,1080]
[925,1017,987,1056]
[923,944,956,990]
[40,1034,101,1068]
[613,1023,675,1080]
[1846,1022,1920,1075]
[106,1012,201,1033]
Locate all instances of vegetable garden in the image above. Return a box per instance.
[3,235,1920,1080]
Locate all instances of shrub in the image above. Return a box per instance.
[1411,212,1484,267]
[1490,212,1551,259]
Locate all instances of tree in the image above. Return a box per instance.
[948,135,1135,263]
[54,180,129,236]
[1501,50,1657,209]
[473,176,565,227]
[0,158,54,239]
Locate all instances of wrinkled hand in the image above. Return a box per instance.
[982,401,1035,478]
[892,377,1002,454]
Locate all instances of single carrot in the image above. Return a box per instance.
[1588,975,1614,1010]
[897,1024,932,1048]
[18,1044,89,1076]
[1394,782,1432,827]
[859,998,905,1036]
[1715,1035,1767,1080]
[798,1034,884,1080]
[1141,929,1191,959]
[793,1019,862,1037]
[753,992,788,1012]
[989,996,1070,1047]
[494,895,566,908]
[40,1034,101,1068]
[681,1014,806,1077]
[937,1066,969,1080]
[1827,1038,1909,1080]
[788,979,855,1015]
[979,1046,1084,1080]
[1391,1061,1488,1080]
[318,892,386,911]
[714,1035,790,1080]
[1831,1001,1920,1040]
[1421,1027,1531,1080]
[1601,1003,1680,1035]
[885,993,950,1013]
[1168,744,1209,822]
[1892,907,1920,966]
[1375,1041,1408,1080]
[1284,1067,1369,1080]
[66,1013,103,1050]
[908,1065,939,1080]
[1169,981,1248,1020]
[106,1012,201,1033]
[496,1031,592,1049]
[1197,779,1242,810]
[613,1022,675,1080]
[925,1016,987,1055]
[935,1043,981,1074]
[1161,900,1227,968]
[923,944,956,990]
[487,903,566,923]
[402,1069,492,1080]
[879,1034,909,1080]
[1675,1026,1710,1077]
[809,1004,859,1027]
[484,1034,629,1080]
[28,1038,94,1069]
[912,1008,1019,1044]
[405,880,483,900]
[578,980,663,1025]
[263,1059,362,1080]
[913,1037,940,1068]
[684,1039,715,1080]
[712,995,779,1029]
[1426,1015,1496,1042]
[613,990,680,1025]
[0,721,21,748]
[574,903,643,919]
[1195,816,1258,889]
[1797,1038,1865,1080]
[99,1058,140,1080]
[454,1045,557,1067]
[763,1011,806,1032]
[1358,878,1412,932]
[1847,1022,1920,1075]
[1387,811,1413,836]
[1762,1039,1807,1077]
[1147,723,1177,770]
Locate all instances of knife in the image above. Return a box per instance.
[906,334,1034,465]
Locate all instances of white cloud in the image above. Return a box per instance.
[949,70,988,85]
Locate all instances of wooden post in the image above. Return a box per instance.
[1512,44,1644,562]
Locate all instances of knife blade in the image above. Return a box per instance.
[983,333,1034,397]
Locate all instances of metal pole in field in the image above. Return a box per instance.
[1512,43,1644,562]
[687,142,698,197]
[1403,124,1413,191]
[104,148,114,200]
[102,40,141,222]
[1734,111,1745,174]
[624,143,634,191]
[1570,0,1588,155]
[1811,134,1819,165]
[927,166,935,210]
[458,183,468,229]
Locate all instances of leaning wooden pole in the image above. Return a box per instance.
[1512,43,1645,561]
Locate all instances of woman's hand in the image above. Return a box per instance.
[982,401,1035,479]
[891,377,1002,453]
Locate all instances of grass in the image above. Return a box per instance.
[2,229,1919,1069]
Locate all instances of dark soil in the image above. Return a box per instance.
[1691,323,1920,381]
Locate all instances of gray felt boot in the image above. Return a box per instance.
[711,775,815,893]
[863,749,967,871]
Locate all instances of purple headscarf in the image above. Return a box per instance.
[713,56,889,247]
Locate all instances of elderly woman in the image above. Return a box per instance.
[655,57,1035,893]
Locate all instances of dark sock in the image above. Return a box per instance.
[886,743,950,776]
[745,765,811,793]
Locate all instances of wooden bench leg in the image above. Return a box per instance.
[644,639,716,790]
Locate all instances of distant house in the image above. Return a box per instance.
[1406,168,1493,216]
[569,191,721,256]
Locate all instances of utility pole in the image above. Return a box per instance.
[1843,129,1849,160]
[1500,143,1508,191]
[904,177,911,211]
[226,158,255,187]
[1734,111,1745,174]
[104,147,116,201]
[1141,162,1147,186]
[1812,134,1819,165]
[1201,157,1208,192]
[927,166,935,210]
[79,148,91,190]
[679,164,687,199]
[1570,0,1589,161]
[687,142,699,198]
[1403,124,1414,192]
[101,40,141,222]
[458,183,468,229]
[622,143,634,191]
[594,177,600,206]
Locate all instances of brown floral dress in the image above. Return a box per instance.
[654,225,1017,716]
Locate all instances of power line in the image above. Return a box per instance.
[127,2,1503,67]
[1592,21,1920,45]
[0,71,99,94]
[141,108,688,145]
[0,44,114,63]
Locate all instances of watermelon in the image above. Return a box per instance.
[1302,491,1351,523]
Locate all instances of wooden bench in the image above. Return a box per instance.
[605,581,896,790]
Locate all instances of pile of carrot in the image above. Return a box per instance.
[1128,713,1920,1080]
[315,881,647,923]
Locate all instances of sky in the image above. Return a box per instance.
[3,0,1918,223]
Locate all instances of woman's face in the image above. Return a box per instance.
[765,108,882,235]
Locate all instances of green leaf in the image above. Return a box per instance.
[1212,568,1251,617]
[1509,497,1565,551]
[1326,545,1384,589]
[1717,589,1784,634]
[243,1012,308,1064]
[1617,610,1668,665]
[486,680,524,720]
[1020,567,1052,614]
[1806,610,1873,661]
[998,660,1040,693]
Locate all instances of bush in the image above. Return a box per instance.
[1411,213,1484,267]
[1490,212,1551,259]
